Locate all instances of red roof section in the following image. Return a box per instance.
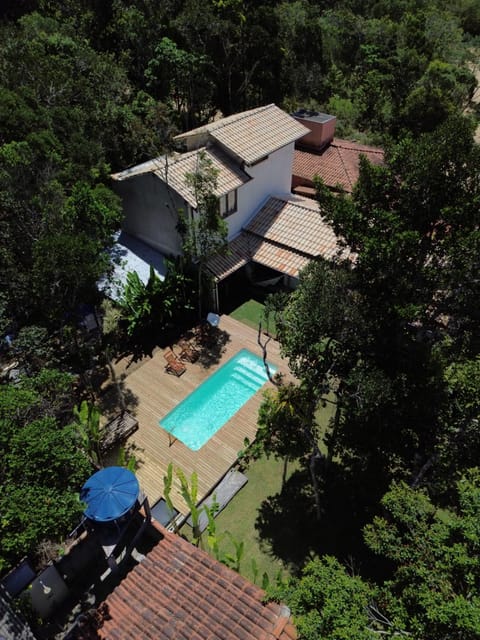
[96,523,297,640]
[293,138,384,193]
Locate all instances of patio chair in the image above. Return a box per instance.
[178,339,199,363]
[163,349,186,377]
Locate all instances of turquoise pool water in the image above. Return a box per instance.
[159,349,276,451]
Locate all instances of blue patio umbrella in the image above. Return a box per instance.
[80,466,139,522]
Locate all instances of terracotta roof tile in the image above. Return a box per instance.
[176,105,309,165]
[153,147,250,208]
[245,195,345,261]
[96,524,296,640]
[207,234,251,280]
[208,195,350,281]
[207,230,311,280]
[112,147,249,210]
[293,138,384,193]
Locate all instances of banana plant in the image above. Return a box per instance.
[73,400,102,466]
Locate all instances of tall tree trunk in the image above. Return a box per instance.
[106,345,126,415]
[198,263,203,321]
[309,448,322,521]
[282,455,289,488]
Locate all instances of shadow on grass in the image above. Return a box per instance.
[255,461,385,576]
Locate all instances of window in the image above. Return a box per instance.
[219,189,237,217]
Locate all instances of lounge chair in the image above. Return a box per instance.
[163,349,186,377]
[178,339,199,363]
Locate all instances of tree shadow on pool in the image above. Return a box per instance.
[255,461,383,576]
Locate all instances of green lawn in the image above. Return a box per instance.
[229,299,276,336]
[184,397,336,585]
[208,455,296,584]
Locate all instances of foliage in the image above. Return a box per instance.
[257,113,480,635]
[162,462,176,523]
[120,268,163,337]
[21,368,75,418]
[116,446,137,473]
[0,371,92,572]
[254,383,318,461]
[305,116,480,490]
[271,261,355,393]
[73,400,102,467]
[364,473,480,639]
[0,11,159,329]
[0,0,478,624]
[268,556,377,640]
[179,151,228,318]
[176,466,201,541]
[163,463,252,572]
[13,326,59,374]
[272,472,480,639]
[119,260,194,338]
[101,299,123,338]
[0,485,85,572]
[253,379,329,521]
[145,37,215,128]
[402,59,476,132]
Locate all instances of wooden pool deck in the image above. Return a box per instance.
[116,315,289,515]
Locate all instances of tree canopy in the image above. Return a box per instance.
[0,370,92,572]
[270,471,480,639]
[0,2,478,634]
[258,115,480,636]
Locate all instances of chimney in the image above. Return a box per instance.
[292,110,336,151]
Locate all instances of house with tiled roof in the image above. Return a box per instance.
[85,521,297,640]
[112,104,308,256]
[111,104,352,307]
[291,110,384,196]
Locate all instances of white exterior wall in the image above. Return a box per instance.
[114,139,297,253]
[226,142,295,238]
[113,173,184,256]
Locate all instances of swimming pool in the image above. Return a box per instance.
[159,349,276,451]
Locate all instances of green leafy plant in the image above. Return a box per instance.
[119,260,195,337]
[116,446,137,472]
[73,400,102,466]
[179,151,228,319]
[176,467,201,542]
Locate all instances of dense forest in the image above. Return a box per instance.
[0,0,479,638]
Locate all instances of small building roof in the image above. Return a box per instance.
[153,146,250,208]
[293,138,384,193]
[208,194,350,281]
[291,109,336,124]
[111,155,173,181]
[176,105,309,165]
[245,195,343,261]
[208,232,311,281]
[95,523,297,640]
[112,147,250,209]
[99,231,166,301]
